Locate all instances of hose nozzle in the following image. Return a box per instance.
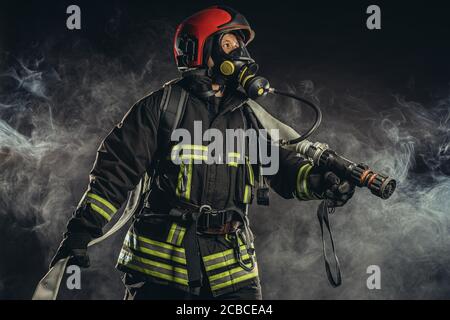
[351,164,397,199]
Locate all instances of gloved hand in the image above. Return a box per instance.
[308,169,356,207]
[50,233,91,269]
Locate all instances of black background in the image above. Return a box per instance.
[2,0,450,89]
[0,0,449,300]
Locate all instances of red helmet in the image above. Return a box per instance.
[174,6,255,71]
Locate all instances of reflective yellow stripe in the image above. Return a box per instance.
[203,244,246,263]
[302,164,313,198]
[166,223,186,246]
[296,163,314,200]
[243,185,251,203]
[239,66,248,83]
[242,74,256,87]
[210,265,254,282]
[133,233,185,253]
[205,254,251,272]
[138,247,186,265]
[167,223,177,243]
[185,160,193,200]
[87,193,117,213]
[176,228,186,246]
[119,262,188,286]
[90,203,111,221]
[176,161,185,197]
[172,144,208,151]
[227,152,241,167]
[172,154,208,161]
[125,240,186,264]
[175,160,193,200]
[171,144,208,163]
[246,157,254,186]
[121,248,187,275]
[211,269,259,291]
[180,154,207,161]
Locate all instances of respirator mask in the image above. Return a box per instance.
[209,31,270,99]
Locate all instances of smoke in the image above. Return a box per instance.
[0,23,178,298]
[1,14,449,300]
[254,79,450,299]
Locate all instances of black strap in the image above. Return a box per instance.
[144,206,203,293]
[184,218,203,294]
[317,200,342,287]
[159,81,189,147]
[157,81,202,293]
[141,81,188,207]
[243,105,270,206]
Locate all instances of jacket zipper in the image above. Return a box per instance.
[200,99,249,206]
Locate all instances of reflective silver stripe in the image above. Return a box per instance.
[118,249,188,286]
[166,223,187,246]
[171,145,208,162]
[227,152,243,167]
[205,254,251,272]
[166,223,177,244]
[125,232,186,264]
[175,228,186,246]
[202,245,248,270]
[86,193,117,212]
[119,249,188,279]
[87,196,116,221]
[175,160,193,200]
[209,264,259,292]
[295,163,317,200]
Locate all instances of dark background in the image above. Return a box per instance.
[0,0,449,299]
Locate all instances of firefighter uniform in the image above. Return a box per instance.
[62,72,317,299]
[49,6,357,299]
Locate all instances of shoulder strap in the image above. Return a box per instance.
[159,80,189,146]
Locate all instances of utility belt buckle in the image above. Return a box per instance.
[168,207,192,222]
[199,204,227,229]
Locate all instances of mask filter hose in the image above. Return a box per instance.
[236,62,322,143]
[266,88,323,145]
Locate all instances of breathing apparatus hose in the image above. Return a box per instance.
[267,88,323,146]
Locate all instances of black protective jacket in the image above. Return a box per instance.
[64,70,314,296]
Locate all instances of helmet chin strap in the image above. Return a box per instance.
[181,68,220,99]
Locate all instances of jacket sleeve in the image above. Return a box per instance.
[245,105,319,201]
[65,89,164,239]
[264,143,319,200]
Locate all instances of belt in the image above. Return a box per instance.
[198,221,241,235]
[141,201,254,292]
[196,205,242,235]
[142,202,244,235]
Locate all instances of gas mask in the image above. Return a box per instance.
[209,32,270,99]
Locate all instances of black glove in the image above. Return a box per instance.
[50,232,91,269]
[308,169,356,207]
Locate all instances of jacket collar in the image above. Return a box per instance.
[179,68,249,115]
[218,88,249,116]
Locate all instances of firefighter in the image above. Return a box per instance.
[50,5,355,300]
